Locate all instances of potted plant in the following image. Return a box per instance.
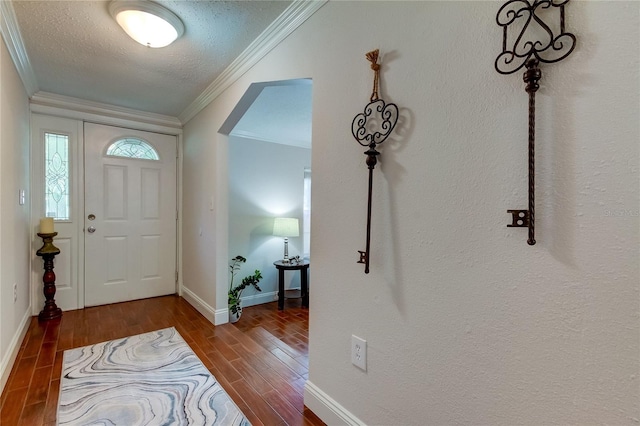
[228,255,263,323]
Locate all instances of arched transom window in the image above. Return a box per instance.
[106,138,160,160]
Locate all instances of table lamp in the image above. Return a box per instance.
[273,217,299,264]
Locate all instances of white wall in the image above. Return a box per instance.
[182,2,639,424]
[182,94,230,320]
[228,135,310,303]
[0,34,32,391]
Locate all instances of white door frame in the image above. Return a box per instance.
[30,97,183,315]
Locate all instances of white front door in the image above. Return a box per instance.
[84,123,177,307]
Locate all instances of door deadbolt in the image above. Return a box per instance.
[88,214,95,220]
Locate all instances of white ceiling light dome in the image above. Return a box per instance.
[109,1,185,48]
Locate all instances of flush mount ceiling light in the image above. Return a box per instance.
[109,1,184,48]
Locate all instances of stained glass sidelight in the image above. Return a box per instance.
[45,132,70,220]
[106,138,160,160]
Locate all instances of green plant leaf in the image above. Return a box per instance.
[228,256,262,313]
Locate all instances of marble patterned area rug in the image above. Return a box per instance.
[57,327,250,425]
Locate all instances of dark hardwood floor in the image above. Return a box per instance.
[0,295,325,426]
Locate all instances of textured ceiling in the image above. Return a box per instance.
[11,0,292,117]
[231,81,312,149]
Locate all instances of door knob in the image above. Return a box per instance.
[87,226,96,233]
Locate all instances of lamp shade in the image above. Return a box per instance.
[109,1,184,48]
[273,218,299,238]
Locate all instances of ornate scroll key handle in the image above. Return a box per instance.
[495,0,576,245]
[352,50,399,273]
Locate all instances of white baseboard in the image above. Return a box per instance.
[0,308,32,393]
[180,286,229,326]
[304,380,365,426]
[241,291,278,307]
[214,307,230,325]
[181,287,278,326]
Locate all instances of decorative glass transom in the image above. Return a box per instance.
[106,138,160,160]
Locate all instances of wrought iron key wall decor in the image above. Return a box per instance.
[495,0,576,245]
[352,49,399,273]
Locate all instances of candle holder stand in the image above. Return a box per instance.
[36,232,62,321]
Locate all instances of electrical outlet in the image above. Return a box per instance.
[351,335,367,371]
[13,283,17,303]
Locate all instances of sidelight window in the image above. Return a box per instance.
[45,132,70,220]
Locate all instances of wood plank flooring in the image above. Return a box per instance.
[0,295,325,426]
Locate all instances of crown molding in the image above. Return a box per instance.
[179,0,327,124]
[0,0,38,95]
[31,91,182,132]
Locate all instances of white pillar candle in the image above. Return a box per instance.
[40,217,54,234]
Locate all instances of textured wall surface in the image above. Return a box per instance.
[0,34,31,390]
[182,2,639,424]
